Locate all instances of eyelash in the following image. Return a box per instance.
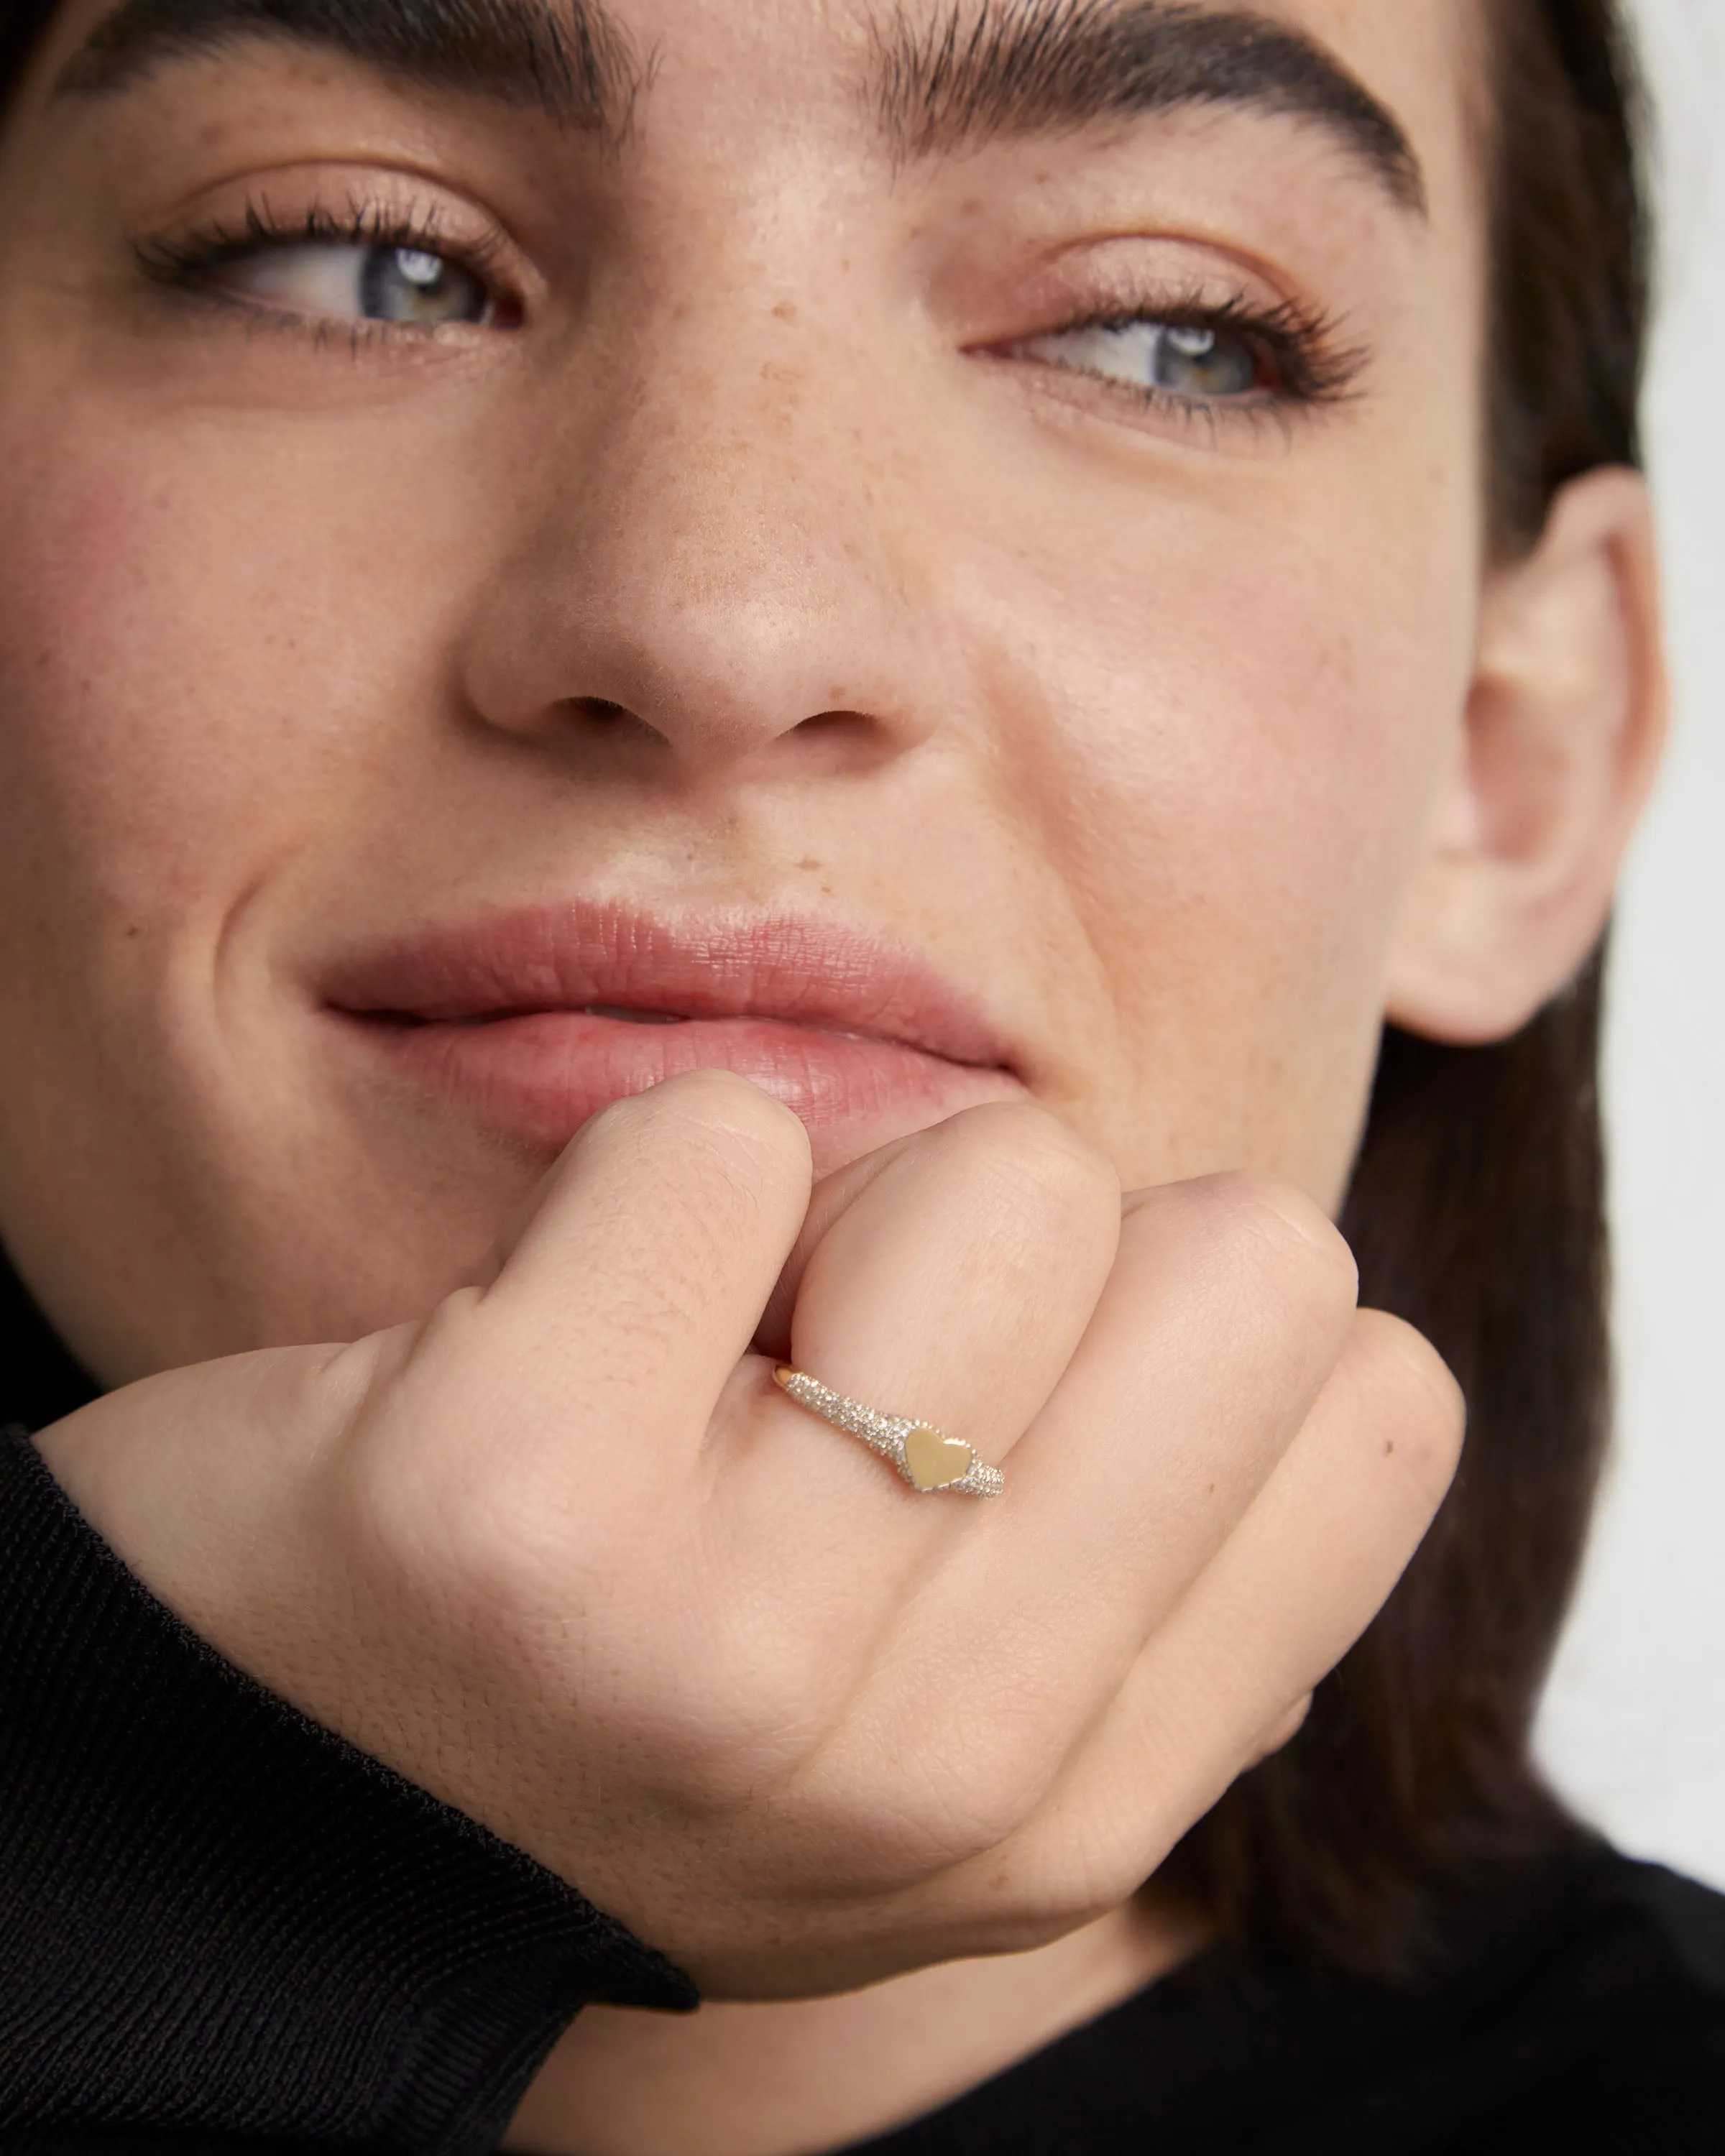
[132,198,514,341]
[132,201,1363,431]
[1014,290,1363,433]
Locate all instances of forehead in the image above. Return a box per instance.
[24,0,1494,354]
[41,0,1480,186]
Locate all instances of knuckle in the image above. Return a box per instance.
[1020,1823,1156,1935]
[937,1101,1122,1240]
[355,1443,556,1623]
[880,1781,1028,1876]
[625,1700,801,1812]
[340,1339,594,1623]
[1252,1691,1314,1765]
[1198,1171,1359,1315]
[838,1707,1047,1874]
[593,1606,842,1810]
[1350,1309,1467,1502]
[684,1641,831,1787]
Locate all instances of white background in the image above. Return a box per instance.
[1535,0,1725,1889]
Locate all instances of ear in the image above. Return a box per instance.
[1385,466,1668,1046]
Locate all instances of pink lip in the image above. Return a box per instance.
[321,903,1025,1148]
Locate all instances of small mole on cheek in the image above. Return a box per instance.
[796,857,822,872]
[773,301,799,323]
[1385,1441,1396,1457]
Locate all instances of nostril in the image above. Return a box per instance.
[794,709,873,737]
[564,696,663,745]
[782,709,900,773]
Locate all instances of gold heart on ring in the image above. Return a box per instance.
[903,1424,975,1492]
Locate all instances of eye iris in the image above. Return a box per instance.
[1151,324,1259,397]
[359,244,488,326]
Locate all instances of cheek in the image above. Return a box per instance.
[0,396,506,1364]
[962,446,1479,1176]
[0,390,500,998]
[0,423,360,929]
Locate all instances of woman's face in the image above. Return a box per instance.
[0,0,1512,1379]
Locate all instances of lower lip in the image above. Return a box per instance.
[341,1008,1024,1147]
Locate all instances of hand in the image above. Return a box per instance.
[36,1072,1462,1999]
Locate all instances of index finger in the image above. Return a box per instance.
[481,1069,814,1439]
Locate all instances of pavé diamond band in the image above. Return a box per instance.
[771,1366,1006,1498]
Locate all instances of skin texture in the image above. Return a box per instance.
[0,0,1665,2150]
[0,0,1657,1383]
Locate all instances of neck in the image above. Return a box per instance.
[505,1895,1199,2156]
[0,1240,99,1434]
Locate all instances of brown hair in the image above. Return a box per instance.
[0,0,1656,1973]
[1162,0,1654,1971]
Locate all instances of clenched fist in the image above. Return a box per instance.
[37,1071,1462,1999]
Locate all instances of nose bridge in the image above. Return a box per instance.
[612,314,854,657]
[476,277,922,760]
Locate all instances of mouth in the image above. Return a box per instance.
[320,901,1026,1151]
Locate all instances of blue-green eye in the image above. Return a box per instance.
[213,240,493,327]
[1146,324,1259,397]
[359,246,490,325]
[1024,318,1269,402]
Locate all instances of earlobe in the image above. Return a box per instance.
[1385,466,1667,1046]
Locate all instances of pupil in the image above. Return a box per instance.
[358,246,487,326]
[1153,324,1256,397]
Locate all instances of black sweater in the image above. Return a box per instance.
[4,1256,1724,2155]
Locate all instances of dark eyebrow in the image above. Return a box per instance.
[54,0,645,137]
[875,0,1426,215]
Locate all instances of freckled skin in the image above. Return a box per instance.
[0,3,1665,2150]
[0,0,1490,1387]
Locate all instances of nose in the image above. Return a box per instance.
[459,292,946,780]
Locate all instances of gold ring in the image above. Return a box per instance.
[772,1366,1005,1497]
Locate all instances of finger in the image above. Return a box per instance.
[983,1310,1463,1925]
[753,1131,927,1358]
[736,1174,1351,1840]
[920,1175,1360,1717]
[479,1069,814,1432]
[780,1101,1123,1478]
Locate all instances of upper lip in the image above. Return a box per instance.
[321,900,1016,1072]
